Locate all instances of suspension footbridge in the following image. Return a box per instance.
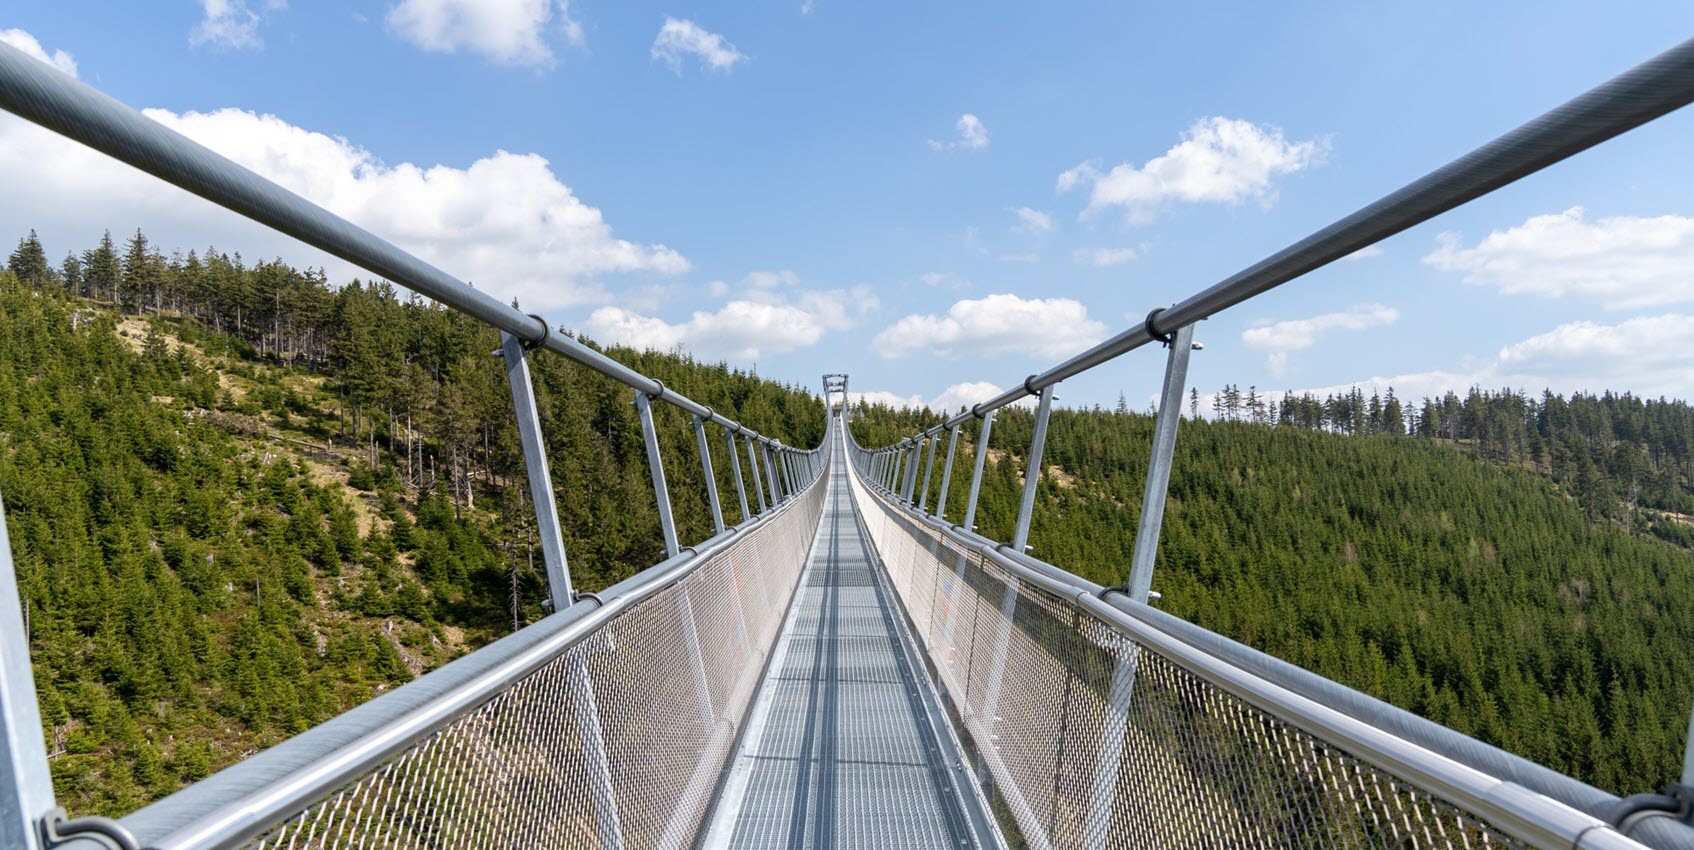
[4,33,1694,850]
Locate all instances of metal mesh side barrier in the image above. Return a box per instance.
[845,468,1541,850]
[243,475,829,850]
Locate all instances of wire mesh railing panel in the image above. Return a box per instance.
[846,469,1548,850]
[244,475,827,850]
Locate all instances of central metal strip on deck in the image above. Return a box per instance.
[705,441,988,850]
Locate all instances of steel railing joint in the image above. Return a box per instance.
[1142,306,1174,347]
[41,809,140,850]
[521,313,552,351]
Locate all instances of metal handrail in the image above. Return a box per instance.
[840,423,1657,850]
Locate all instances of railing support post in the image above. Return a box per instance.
[1123,321,1195,603]
[901,440,914,501]
[935,426,960,520]
[635,391,681,558]
[1086,321,1195,846]
[919,431,939,513]
[500,332,575,611]
[1,495,53,850]
[1011,384,1056,553]
[725,430,750,524]
[962,411,996,533]
[693,416,725,535]
[762,444,782,505]
[745,436,768,515]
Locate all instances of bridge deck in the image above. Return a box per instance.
[706,443,984,850]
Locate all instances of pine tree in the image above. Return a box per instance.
[8,230,51,287]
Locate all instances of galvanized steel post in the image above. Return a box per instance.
[962,411,996,532]
[725,430,750,524]
[763,444,783,505]
[1,495,52,850]
[693,415,725,535]
[1085,321,1196,848]
[635,391,681,558]
[499,332,575,611]
[745,435,768,515]
[1011,385,1056,554]
[919,432,939,513]
[1123,321,1196,603]
[935,426,960,520]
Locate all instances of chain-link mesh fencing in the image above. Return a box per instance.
[239,473,828,850]
[845,464,1586,850]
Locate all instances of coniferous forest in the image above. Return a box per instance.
[850,380,1694,798]
[2,229,822,816]
[6,227,1694,815]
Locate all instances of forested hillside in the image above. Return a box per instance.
[851,388,1694,797]
[1,230,824,816]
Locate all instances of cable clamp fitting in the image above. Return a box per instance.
[1144,307,1175,348]
[522,313,552,352]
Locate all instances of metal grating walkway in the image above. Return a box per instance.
[705,442,987,850]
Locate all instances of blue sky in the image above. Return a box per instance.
[3,1,1694,414]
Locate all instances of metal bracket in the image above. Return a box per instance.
[41,809,140,850]
[521,313,551,351]
[1143,307,1174,348]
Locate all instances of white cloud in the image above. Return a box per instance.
[745,269,798,289]
[872,293,1106,360]
[855,381,1030,415]
[651,17,746,73]
[1242,303,1399,375]
[1058,117,1326,222]
[1423,207,1694,309]
[1011,206,1053,235]
[801,0,815,13]
[919,271,970,290]
[1342,244,1383,261]
[0,104,685,312]
[582,282,876,362]
[1074,247,1137,267]
[387,0,580,68]
[191,0,287,51]
[929,113,989,152]
[0,29,78,76]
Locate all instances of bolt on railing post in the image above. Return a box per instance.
[724,430,750,524]
[1,494,53,850]
[962,410,996,532]
[1011,384,1056,553]
[1086,321,1196,847]
[499,332,576,611]
[634,391,681,558]
[745,435,768,515]
[1124,321,1196,603]
[919,431,939,512]
[935,425,962,518]
[692,416,725,536]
